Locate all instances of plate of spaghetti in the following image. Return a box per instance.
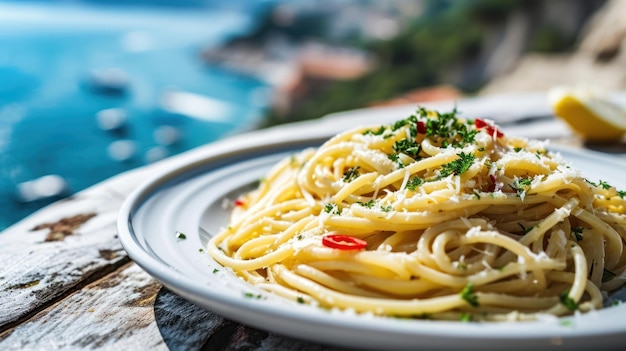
[118,107,626,350]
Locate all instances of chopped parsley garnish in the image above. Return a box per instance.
[175,231,187,240]
[212,268,219,274]
[586,179,612,190]
[406,176,424,191]
[423,108,476,147]
[357,200,376,208]
[385,107,478,154]
[198,248,204,253]
[296,296,305,304]
[392,117,411,131]
[571,226,584,241]
[510,177,532,200]
[559,290,579,311]
[380,204,393,212]
[514,147,523,152]
[393,139,421,159]
[459,312,471,322]
[323,203,341,215]
[425,111,454,137]
[244,292,262,299]
[342,166,360,182]
[387,153,404,168]
[618,190,626,198]
[363,126,386,136]
[457,128,477,146]
[440,152,475,178]
[460,283,479,307]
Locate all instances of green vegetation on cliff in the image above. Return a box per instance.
[263,0,595,125]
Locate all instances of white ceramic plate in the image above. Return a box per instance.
[118,119,626,351]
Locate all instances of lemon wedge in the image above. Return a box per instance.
[548,86,626,141]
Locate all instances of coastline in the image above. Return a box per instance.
[0,2,271,231]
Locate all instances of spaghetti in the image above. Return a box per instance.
[208,107,626,321]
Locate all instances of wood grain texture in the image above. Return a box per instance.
[0,262,344,351]
[0,191,128,328]
[0,263,206,350]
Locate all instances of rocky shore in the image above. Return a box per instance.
[480,0,626,95]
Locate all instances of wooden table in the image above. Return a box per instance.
[1,93,625,350]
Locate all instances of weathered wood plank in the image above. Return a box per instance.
[0,262,344,351]
[0,191,128,328]
[1,263,203,350]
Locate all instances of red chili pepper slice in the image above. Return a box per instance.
[234,199,246,207]
[322,234,367,250]
[416,121,427,134]
[474,118,488,129]
[475,118,503,138]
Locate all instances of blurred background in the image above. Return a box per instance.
[1,0,624,231]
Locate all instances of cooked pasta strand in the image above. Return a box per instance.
[208,107,626,320]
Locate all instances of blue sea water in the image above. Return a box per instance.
[0,1,273,230]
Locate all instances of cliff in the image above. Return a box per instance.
[480,0,626,94]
